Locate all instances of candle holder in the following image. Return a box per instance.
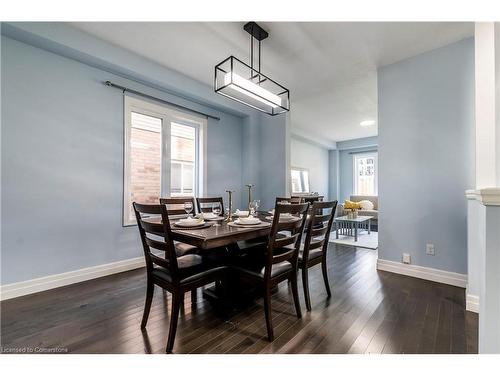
[225,190,235,222]
[245,184,254,210]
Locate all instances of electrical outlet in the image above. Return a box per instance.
[402,253,411,264]
[426,243,435,256]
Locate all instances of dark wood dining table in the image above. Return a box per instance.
[145,212,273,250]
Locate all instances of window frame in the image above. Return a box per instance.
[123,95,207,226]
[290,167,310,194]
[353,151,378,196]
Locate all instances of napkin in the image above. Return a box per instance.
[235,209,249,217]
[179,216,204,224]
[202,212,217,219]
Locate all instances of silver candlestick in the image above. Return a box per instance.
[225,190,235,222]
[245,184,254,210]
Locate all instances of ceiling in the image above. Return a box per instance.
[71,22,473,146]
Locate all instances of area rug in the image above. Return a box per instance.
[329,230,378,250]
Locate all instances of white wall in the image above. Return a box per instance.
[378,38,475,275]
[290,136,330,200]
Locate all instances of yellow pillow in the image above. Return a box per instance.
[344,200,362,210]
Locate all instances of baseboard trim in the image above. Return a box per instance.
[466,293,480,313]
[0,257,145,301]
[376,259,467,288]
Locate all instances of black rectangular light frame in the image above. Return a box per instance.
[214,56,290,116]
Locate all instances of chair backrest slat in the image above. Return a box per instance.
[301,200,338,263]
[140,221,165,236]
[159,197,196,216]
[311,226,329,238]
[273,233,300,248]
[145,237,169,251]
[272,249,296,264]
[196,197,224,214]
[150,253,171,269]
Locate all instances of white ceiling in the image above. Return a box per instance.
[71,22,473,146]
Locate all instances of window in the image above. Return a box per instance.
[123,96,206,225]
[170,123,196,196]
[353,152,378,196]
[290,168,310,193]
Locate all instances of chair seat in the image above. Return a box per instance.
[174,242,198,256]
[152,254,226,285]
[298,248,323,263]
[233,259,293,279]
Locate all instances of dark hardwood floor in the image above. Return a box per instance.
[0,244,478,354]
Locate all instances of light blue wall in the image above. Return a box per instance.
[258,114,288,210]
[337,137,378,203]
[328,150,339,201]
[378,37,475,274]
[290,136,329,200]
[0,35,250,284]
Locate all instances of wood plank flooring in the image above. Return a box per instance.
[0,244,478,354]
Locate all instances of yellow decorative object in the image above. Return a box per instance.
[344,200,362,210]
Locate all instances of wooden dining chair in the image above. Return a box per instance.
[298,200,338,311]
[159,197,198,256]
[133,202,227,353]
[159,197,197,216]
[233,202,310,341]
[196,197,224,214]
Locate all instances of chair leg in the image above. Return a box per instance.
[321,257,332,297]
[263,287,274,341]
[166,291,182,354]
[291,273,302,318]
[141,281,154,329]
[191,289,197,306]
[301,267,312,311]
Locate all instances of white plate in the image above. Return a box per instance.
[174,220,205,228]
[234,218,261,225]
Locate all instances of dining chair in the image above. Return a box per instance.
[196,197,225,214]
[159,197,197,216]
[159,197,198,256]
[298,200,338,311]
[133,202,227,353]
[232,202,310,341]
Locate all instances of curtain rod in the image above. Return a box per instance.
[104,81,221,121]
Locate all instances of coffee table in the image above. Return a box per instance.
[334,215,372,242]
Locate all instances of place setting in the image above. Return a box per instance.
[266,208,301,223]
[228,199,271,228]
[172,201,214,229]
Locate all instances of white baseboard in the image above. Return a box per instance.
[0,257,145,301]
[376,259,467,288]
[466,293,480,313]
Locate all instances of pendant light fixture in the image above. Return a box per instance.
[214,22,290,116]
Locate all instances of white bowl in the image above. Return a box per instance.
[237,217,261,225]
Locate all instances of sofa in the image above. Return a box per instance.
[336,195,378,227]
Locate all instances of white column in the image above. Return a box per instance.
[475,23,498,188]
[466,22,500,354]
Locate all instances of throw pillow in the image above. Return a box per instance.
[358,200,374,210]
[344,200,362,210]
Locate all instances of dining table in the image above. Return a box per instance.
[144,212,273,250]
